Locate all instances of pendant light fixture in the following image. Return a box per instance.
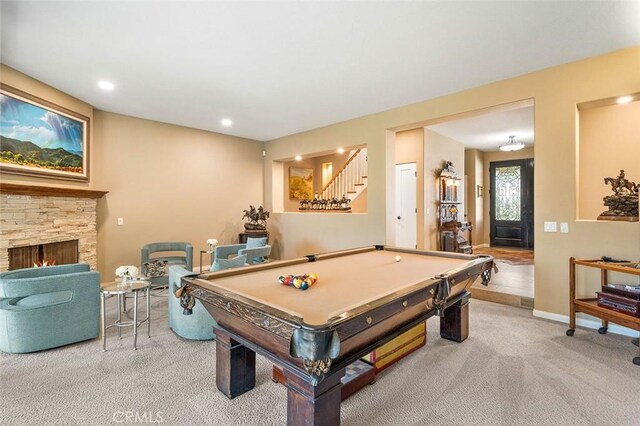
[499,135,525,152]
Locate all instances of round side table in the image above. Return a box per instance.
[100,278,151,351]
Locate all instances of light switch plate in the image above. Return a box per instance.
[560,222,569,233]
[117,217,124,225]
[544,221,557,232]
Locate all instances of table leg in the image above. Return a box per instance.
[133,291,138,350]
[117,294,122,339]
[440,292,470,342]
[146,287,151,338]
[282,366,344,426]
[101,293,106,352]
[568,258,576,334]
[214,328,256,398]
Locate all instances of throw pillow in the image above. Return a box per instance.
[246,237,267,249]
[143,259,168,278]
[212,254,247,271]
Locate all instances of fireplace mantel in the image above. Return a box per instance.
[0,183,108,199]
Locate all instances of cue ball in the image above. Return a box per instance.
[395,255,402,262]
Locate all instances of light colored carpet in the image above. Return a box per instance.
[1,296,639,425]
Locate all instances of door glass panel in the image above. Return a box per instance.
[495,165,521,221]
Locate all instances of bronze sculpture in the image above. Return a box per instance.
[598,170,639,221]
[242,205,270,230]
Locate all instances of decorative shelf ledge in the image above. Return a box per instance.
[0,183,108,199]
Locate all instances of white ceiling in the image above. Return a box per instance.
[427,106,534,152]
[1,2,639,142]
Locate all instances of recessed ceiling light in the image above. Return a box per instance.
[295,155,302,161]
[616,95,633,104]
[221,118,233,127]
[337,148,345,154]
[97,80,115,91]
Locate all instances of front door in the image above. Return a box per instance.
[395,163,417,248]
[490,159,534,248]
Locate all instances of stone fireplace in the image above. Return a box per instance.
[0,183,108,271]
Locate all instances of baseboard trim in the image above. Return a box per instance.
[532,309,640,338]
[470,287,533,310]
[473,243,490,249]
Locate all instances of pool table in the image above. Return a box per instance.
[182,245,494,425]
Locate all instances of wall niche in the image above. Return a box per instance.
[276,145,368,213]
[577,95,640,221]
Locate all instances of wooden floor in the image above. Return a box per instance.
[471,247,534,309]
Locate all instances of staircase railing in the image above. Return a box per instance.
[318,148,367,200]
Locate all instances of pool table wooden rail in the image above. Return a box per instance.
[188,245,493,332]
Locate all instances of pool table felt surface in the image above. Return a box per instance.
[192,249,474,326]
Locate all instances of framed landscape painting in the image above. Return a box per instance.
[289,167,313,199]
[0,84,90,181]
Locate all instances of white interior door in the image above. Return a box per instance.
[395,163,417,248]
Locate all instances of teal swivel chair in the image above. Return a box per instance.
[168,265,216,340]
[0,264,100,353]
[213,237,272,269]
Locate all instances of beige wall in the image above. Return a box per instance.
[578,101,640,219]
[93,112,263,279]
[482,148,534,245]
[424,129,465,250]
[395,128,424,249]
[465,149,484,245]
[264,47,640,321]
[1,65,264,280]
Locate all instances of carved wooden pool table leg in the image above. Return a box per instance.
[283,366,345,426]
[440,292,470,342]
[214,328,256,398]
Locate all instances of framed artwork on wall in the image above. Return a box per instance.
[0,84,90,181]
[289,167,313,199]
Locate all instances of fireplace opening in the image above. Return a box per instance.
[8,240,79,270]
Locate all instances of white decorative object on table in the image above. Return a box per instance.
[115,265,140,287]
[206,238,219,249]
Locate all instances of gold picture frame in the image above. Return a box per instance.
[289,167,313,199]
[0,84,90,181]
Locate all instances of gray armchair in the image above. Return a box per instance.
[0,264,100,353]
[141,242,193,288]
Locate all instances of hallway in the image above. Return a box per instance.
[471,247,534,309]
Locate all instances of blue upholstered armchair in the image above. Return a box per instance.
[168,265,216,340]
[0,264,100,353]
[141,242,193,288]
[212,238,271,271]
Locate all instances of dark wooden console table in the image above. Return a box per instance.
[239,231,269,244]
